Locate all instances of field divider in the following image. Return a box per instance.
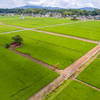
[8,47,62,74]
[0,30,25,35]
[32,29,99,44]
[62,45,100,79]
[75,79,100,91]
[0,21,98,44]
[32,21,91,29]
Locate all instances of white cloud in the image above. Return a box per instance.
[0,0,100,9]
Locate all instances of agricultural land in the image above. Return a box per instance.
[0,16,100,100]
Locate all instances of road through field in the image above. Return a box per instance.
[8,46,62,74]
[33,29,99,44]
[0,20,98,44]
[0,30,25,35]
[32,21,86,29]
[75,79,100,91]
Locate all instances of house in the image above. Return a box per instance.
[33,14,41,17]
[20,17,26,19]
[45,12,51,17]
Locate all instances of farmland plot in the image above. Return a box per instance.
[38,21,100,41]
[0,46,59,100]
[77,58,100,89]
[0,33,83,69]
[0,31,96,69]
[0,25,21,33]
[13,30,96,53]
[0,16,80,28]
[97,54,100,58]
[15,37,83,69]
[52,80,100,100]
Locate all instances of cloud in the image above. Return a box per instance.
[0,0,100,9]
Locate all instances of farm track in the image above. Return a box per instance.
[75,79,100,91]
[70,51,100,80]
[32,21,86,29]
[61,45,100,78]
[1,20,100,99]
[32,29,99,44]
[0,30,25,35]
[8,47,62,74]
[0,21,99,44]
[18,35,84,54]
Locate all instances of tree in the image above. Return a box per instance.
[12,35,23,45]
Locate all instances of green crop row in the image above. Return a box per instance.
[38,21,100,41]
[0,46,59,100]
[15,37,83,69]
[0,16,80,28]
[0,25,21,33]
[97,54,100,58]
[51,80,100,100]
[77,58,100,89]
[13,30,96,54]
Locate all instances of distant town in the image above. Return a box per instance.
[0,8,100,20]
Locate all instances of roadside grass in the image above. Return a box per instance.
[97,54,100,58]
[13,30,97,53]
[0,17,80,28]
[38,21,100,41]
[43,80,72,100]
[0,46,59,100]
[77,58,100,89]
[51,80,100,100]
[0,25,21,33]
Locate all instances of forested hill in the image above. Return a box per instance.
[0,7,100,16]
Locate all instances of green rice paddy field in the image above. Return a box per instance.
[0,16,100,100]
[0,25,21,33]
[97,54,100,58]
[77,58,100,89]
[0,30,96,69]
[51,80,100,100]
[0,46,59,100]
[0,16,80,28]
[38,21,100,41]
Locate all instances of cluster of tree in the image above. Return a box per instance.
[0,8,100,16]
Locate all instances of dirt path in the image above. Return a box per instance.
[75,79,100,91]
[9,47,62,74]
[0,23,31,30]
[70,51,100,80]
[61,45,100,78]
[33,29,99,44]
[0,30,25,35]
[0,21,98,44]
[32,21,88,29]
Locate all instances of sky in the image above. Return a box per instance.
[0,0,100,9]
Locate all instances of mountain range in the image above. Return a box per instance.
[16,5,99,11]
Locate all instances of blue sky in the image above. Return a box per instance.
[0,0,100,9]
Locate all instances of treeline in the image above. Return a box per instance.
[0,8,100,16]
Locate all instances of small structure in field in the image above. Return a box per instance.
[20,17,26,19]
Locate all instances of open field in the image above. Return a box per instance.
[15,37,83,69]
[0,25,21,33]
[51,80,100,100]
[0,46,59,100]
[77,58,100,89]
[97,54,100,58]
[38,21,100,41]
[13,30,97,53]
[0,30,97,69]
[0,33,83,69]
[0,16,81,28]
